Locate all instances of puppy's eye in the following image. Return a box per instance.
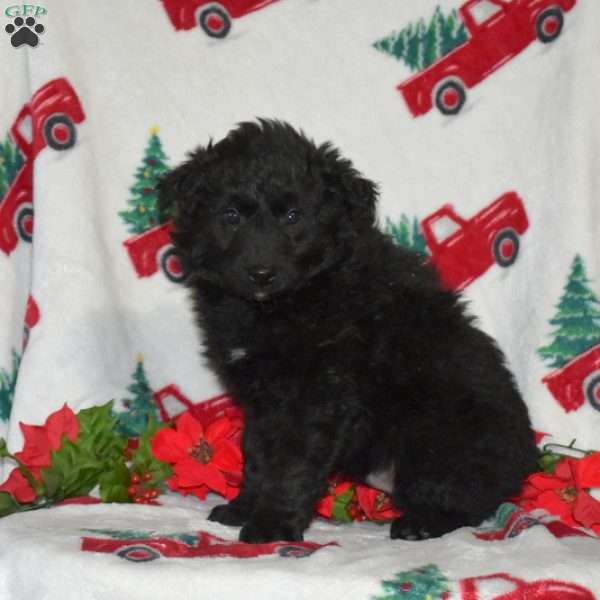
[222,207,241,226]
[286,209,302,225]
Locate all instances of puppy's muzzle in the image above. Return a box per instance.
[247,267,278,302]
[247,267,276,287]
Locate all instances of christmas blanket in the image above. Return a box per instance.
[1,0,600,598]
[1,494,600,600]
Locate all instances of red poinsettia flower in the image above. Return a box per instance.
[16,403,79,469]
[356,484,403,522]
[517,452,600,535]
[151,411,242,501]
[0,468,36,503]
[0,404,79,502]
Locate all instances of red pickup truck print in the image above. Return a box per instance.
[542,344,600,413]
[123,222,185,282]
[398,0,577,117]
[474,502,592,542]
[154,383,241,427]
[161,0,280,38]
[448,572,594,599]
[0,78,85,255]
[421,192,528,291]
[81,529,335,562]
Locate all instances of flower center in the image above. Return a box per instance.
[374,492,387,511]
[190,439,213,464]
[558,485,577,503]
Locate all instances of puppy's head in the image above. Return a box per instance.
[158,119,377,302]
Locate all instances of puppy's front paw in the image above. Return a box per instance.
[390,515,432,541]
[239,520,303,544]
[208,503,250,527]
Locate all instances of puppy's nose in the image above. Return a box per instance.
[248,267,276,286]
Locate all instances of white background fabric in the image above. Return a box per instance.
[0,0,599,597]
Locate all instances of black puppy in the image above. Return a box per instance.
[158,119,538,543]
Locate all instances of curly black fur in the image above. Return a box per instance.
[158,119,538,542]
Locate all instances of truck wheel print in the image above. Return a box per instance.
[492,228,520,267]
[536,8,564,43]
[277,545,315,558]
[434,79,466,116]
[197,4,231,38]
[159,245,185,283]
[584,372,600,411]
[116,544,161,562]
[15,203,34,242]
[43,114,77,151]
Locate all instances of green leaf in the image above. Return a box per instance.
[63,465,103,498]
[538,451,562,473]
[0,437,8,458]
[0,491,20,517]
[77,401,127,463]
[40,468,63,499]
[331,487,356,523]
[78,401,116,441]
[42,439,104,501]
[99,461,131,503]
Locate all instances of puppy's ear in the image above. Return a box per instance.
[313,142,378,228]
[156,143,216,224]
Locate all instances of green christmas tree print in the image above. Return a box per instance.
[83,528,198,545]
[374,6,468,73]
[119,127,170,235]
[374,564,450,600]
[114,355,159,437]
[0,135,24,199]
[538,255,600,369]
[385,215,428,255]
[0,350,21,422]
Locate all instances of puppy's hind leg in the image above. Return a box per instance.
[390,507,473,541]
[388,436,505,540]
[390,477,488,541]
[390,462,477,540]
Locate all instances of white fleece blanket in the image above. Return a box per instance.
[1,0,599,598]
[1,494,600,600]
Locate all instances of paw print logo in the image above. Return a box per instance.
[5,16,45,48]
